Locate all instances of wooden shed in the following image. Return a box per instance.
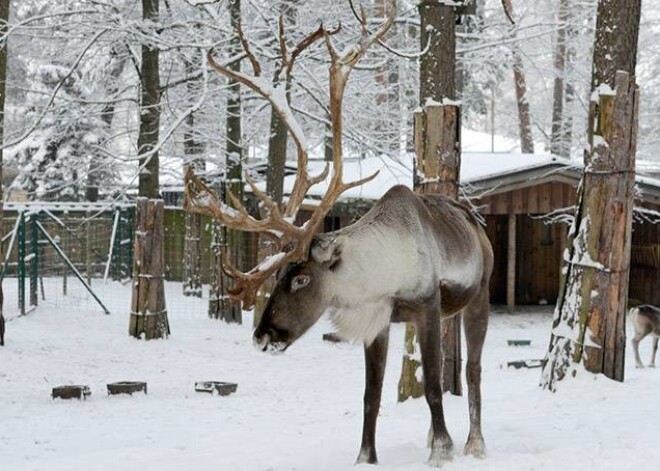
[465,157,660,307]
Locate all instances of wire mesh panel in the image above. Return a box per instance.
[0,203,253,323]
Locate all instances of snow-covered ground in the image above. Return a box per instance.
[1,281,659,471]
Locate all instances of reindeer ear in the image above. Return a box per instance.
[311,236,342,267]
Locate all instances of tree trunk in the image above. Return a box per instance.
[503,0,534,154]
[220,0,243,324]
[208,191,235,320]
[375,0,399,154]
[541,0,641,390]
[0,0,9,346]
[399,1,462,399]
[183,58,205,299]
[138,0,161,199]
[130,0,168,338]
[591,0,641,91]
[129,198,170,339]
[418,2,455,102]
[550,0,570,157]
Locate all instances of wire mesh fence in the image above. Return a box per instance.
[0,202,259,323]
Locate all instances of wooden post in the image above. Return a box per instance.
[129,198,170,340]
[416,103,463,397]
[542,71,638,388]
[507,213,516,309]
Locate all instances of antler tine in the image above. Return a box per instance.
[184,166,303,238]
[221,248,302,310]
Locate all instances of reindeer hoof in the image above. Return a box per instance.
[464,431,486,458]
[428,438,453,467]
[356,448,377,465]
[464,437,486,459]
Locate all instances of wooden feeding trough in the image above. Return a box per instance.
[52,385,91,400]
[507,339,531,347]
[107,381,147,396]
[194,381,237,396]
[506,359,547,370]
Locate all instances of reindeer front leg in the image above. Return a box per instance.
[357,326,390,465]
[417,296,453,467]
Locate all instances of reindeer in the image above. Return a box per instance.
[630,305,660,368]
[185,1,492,466]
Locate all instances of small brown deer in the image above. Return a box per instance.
[630,305,660,368]
[185,1,491,466]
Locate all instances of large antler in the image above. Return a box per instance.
[185,0,397,309]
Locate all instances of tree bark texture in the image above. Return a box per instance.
[183,210,203,298]
[418,1,455,103]
[591,0,641,90]
[541,71,639,390]
[129,198,170,339]
[138,0,161,199]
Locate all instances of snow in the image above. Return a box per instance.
[2,284,660,470]
[270,152,562,202]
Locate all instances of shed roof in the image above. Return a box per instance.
[270,152,660,208]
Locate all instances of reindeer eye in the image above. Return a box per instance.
[291,275,311,292]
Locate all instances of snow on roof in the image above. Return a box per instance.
[272,152,566,202]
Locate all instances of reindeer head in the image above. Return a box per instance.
[184,1,396,351]
[253,235,342,352]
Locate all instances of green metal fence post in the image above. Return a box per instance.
[29,212,38,308]
[17,211,25,315]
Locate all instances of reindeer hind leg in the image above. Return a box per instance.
[650,336,658,368]
[632,328,650,369]
[462,287,488,458]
